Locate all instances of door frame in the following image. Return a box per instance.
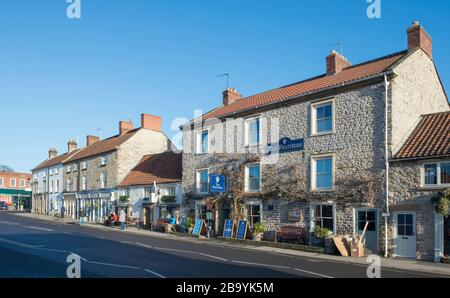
[393,211,417,258]
[355,208,379,252]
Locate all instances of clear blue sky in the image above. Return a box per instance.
[1,0,449,173]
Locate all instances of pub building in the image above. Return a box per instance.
[181,22,450,261]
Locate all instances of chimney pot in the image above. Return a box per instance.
[141,114,162,131]
[48,148,58,159]
[407,21,432,59]
[86,135,100,146]
[223,88,242,105]
[119,121,134,135]
[326,50,351,76]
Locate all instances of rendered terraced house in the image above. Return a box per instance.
[181,22,449,261]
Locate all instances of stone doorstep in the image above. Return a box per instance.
[11,213,450,276]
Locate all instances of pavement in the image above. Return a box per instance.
[1,211,449,278]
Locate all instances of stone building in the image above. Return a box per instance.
[118,151,182,229]
[181,22,449,259]
[390,111,449,261]
[32,143,80,216]
[61,114,171,222]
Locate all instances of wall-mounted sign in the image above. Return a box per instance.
[210,174,226,193]
[267,137,304,155]
[288,210,302,222]
[223,219,235,238]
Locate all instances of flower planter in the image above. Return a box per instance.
[252,233,263,241]
[187,227,194,234]
[311,237,325,247]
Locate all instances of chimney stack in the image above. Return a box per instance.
[48,148,58,159]
[141,114,162,131]
[407,21,432,59]
[119,121,134,135]
[223,88,242,106]
[67,139,78,153]
[326,50,351,76]
[86,135,100,146]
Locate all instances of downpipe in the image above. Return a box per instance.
[384,75,390,258]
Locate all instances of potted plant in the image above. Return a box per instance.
[436,189,450,218]
[311,226,330,247]
[119,195,130,204]
[252,222,265,241]
[185,218,195,234]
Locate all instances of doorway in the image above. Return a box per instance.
[356,209,378,253]
[393,212,417,258]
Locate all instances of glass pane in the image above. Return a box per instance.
[314,206,321,217]
[201,131,208,153]
[405,214,413,225]
[247,119,260,145]
[367,211,376,221]
[314,220,322,228]
[424,164,437,185]
[317,118,332,132]
[323,104,332,118]
[398,224,405,236]
[441,163,450,184]
[358,221,366,231]
[367,221,376,232]
[358,211,367,221]
[317,173,332,189]
[405,225,413,236]
[323,219,334,231]
[398,214,405,224]
[322,205,333,218]
[252,205,260,216]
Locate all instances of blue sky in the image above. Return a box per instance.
[1,0,449,173]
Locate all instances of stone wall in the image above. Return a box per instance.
[390,49,449,153]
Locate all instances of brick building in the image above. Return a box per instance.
[0,171,32,210]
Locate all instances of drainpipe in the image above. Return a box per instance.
[384,74,390,258]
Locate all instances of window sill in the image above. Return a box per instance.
[310,188,335,193]
[310,131,334,137]
[419,185,449,191]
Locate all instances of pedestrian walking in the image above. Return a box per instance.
[79,208,85,225]
[119,209,126,230]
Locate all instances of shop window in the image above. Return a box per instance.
[246,204,261,227]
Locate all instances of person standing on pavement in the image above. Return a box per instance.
[119,208,126,230]
[79,208,84,225]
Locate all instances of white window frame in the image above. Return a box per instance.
[244,116,262,147]
[245,163,262,193]
[10,178,16,188]
[0,177,3,187]
[245,200,263,227]
[82,176,87,191]
[311,154,335,192]
[101,155,107,166]
[311,98,335,136]
[309,203,336,234]
[50,180,54,193]
[66,179,71,192]
[19,179,25,188]
[82,161,88,170]
[196,129,210,154]
[196,168,209,195]
[421,161,450,188]
[54,167,59,175]
[49,169,53,176]
[55,180,59,193]
[100,173,107,189]
[67,165,72,173]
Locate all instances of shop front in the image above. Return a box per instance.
[62,193,78,219]
[79,190,114,223]
[0,189,32,211]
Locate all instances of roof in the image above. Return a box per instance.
[395,111,450,159]
[197,51,408,122]
[33,150,80,171]
[119,151,182,187]
[64,128,140,163]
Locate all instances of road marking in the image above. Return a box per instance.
[35,247,68,253]
[231,260,291,270]
[199,252,228,262]
[25,226,54,232]
[0,221,21,226]
[293,268,334,279]
[120,241,133,244]
[135,242,153,249]
[84,260,141,270]
[153,246,194,254]
[144,269,166,278]
[0,237,37,248]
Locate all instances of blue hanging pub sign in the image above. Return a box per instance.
[266,137,304,155]
[210,174,226,193]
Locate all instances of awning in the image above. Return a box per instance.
[0,189,32,196]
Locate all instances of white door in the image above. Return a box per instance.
[394,212,416,258]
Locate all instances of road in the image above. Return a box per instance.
[0,211,445,278]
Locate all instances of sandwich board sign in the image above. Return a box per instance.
[236,220,250,240]
[192,219,206,237]
[223,219,235,238]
